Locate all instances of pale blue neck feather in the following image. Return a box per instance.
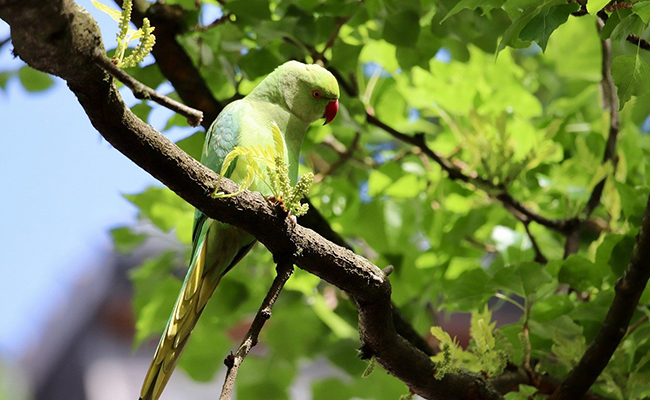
[245,98,310,184]
[246,68,311,184]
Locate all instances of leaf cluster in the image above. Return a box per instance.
[92,0,156,67]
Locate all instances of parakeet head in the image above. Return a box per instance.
[261,61,340,125]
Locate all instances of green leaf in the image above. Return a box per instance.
[384,174,424,198]
[633,1,650,24]
[493,261,554,299]
[238,48,283,79]
[610,12,643,42]
[237,355,296,400]
[608,234,635,277]
[586,0,610,14]
[518,3,578,52]
[129,252,181,347]
[226,0,271,21]
[0,70,12,89]
[444,268,495,310]
[17,66,54,92]
[130,101,152,122]
[440,0,506,23]
[163,0,197,10]
[330,41,363,71]
[176,131,206,161]
[311,294,357,339]
[504,385,538,400]
[498,0,566,53]
[312,367,408,400]
[382,9,420,47]
[611,54,650,109]
[124,187,194,242]
[559,254,605,291]
[178,319,230,381]
[110,226,146,254]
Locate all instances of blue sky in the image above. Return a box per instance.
[0,1,198,359]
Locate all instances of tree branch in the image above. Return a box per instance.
[549,192,650,399]
[314,131,361,183]
[523,221,548,264]
[314,15,351,62]
[218,261,294,400]
[626,33,650,52]
[0,2,492,398]
[116,0,224,129]
[190,12,232,32]
[564,16,621,257]
[584,17,620,218]
[93,51,203,126]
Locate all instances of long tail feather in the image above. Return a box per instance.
[139,229,221,400]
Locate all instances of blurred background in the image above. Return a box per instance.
[0,2,204,398]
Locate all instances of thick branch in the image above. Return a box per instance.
[219,261,294,400]
[93,51,203,126]
[0,2,495,399]
[549,193,650,399]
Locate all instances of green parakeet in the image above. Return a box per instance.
[138,61,339,400]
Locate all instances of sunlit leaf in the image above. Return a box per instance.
[611,54,650,109]
[17,66,54,92]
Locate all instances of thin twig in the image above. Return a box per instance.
[190,12,232,32]
[93,50,204,126]
[464,236,497,253]
[564,16,620,257]
[624,313,648,339]
[314,132,361,183]
[626,33,650,52]
[523,222,548,264]
[605,2,633,12]
[315,15,351,60]
[218,261,294,400]
[522,301,537,386]
[584,18,619,218]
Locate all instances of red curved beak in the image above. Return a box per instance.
[323,99,339,125]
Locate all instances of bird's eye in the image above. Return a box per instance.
[312,90,322,99]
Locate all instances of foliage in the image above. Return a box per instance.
[8,0,650,398]
[92,0,156,67]
[430,307,508,378]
